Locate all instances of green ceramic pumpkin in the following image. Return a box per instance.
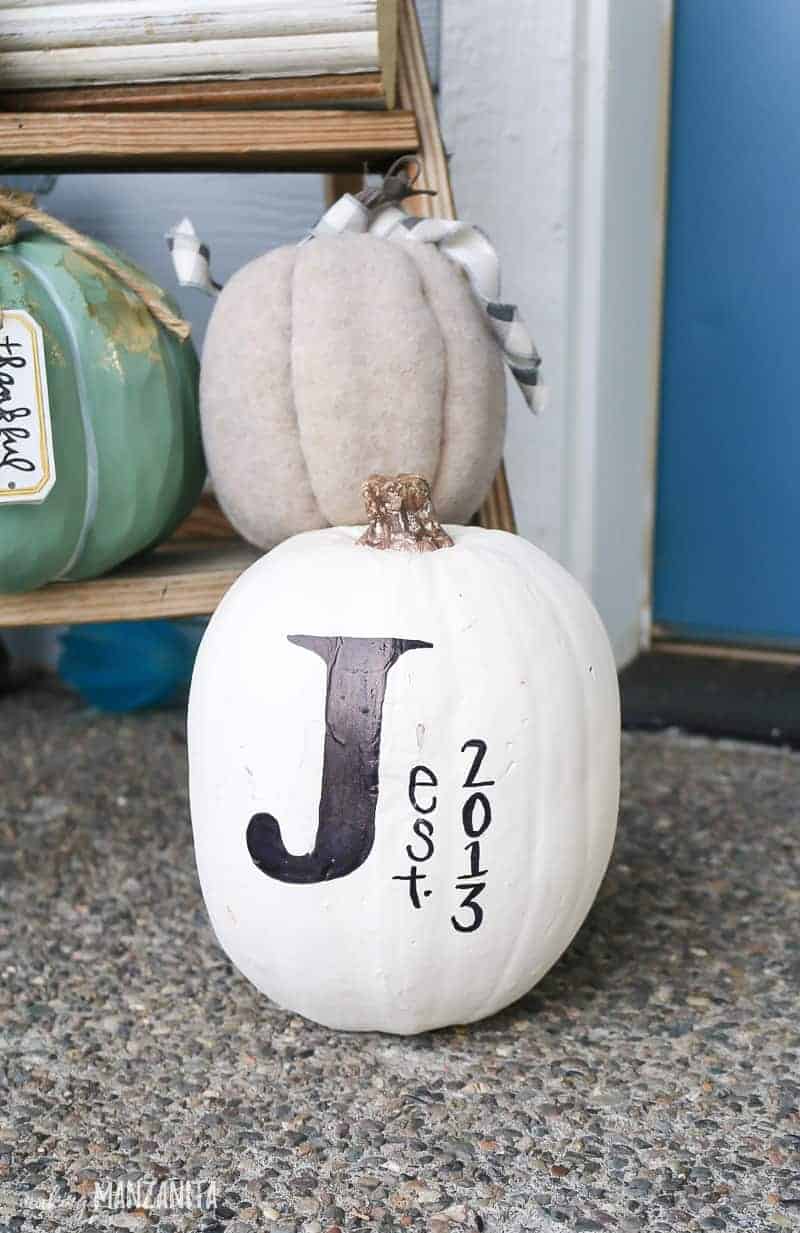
[0,232,204,593]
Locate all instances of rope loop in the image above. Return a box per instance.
[0,187,191,341]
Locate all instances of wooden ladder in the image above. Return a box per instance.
[0,0,515,628]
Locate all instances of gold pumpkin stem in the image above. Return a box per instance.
[357,474,454,553]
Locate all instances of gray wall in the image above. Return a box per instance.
[46,172,327,344]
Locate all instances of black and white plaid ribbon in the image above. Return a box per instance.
[168,195,544,413]
[309,195,543,411]
[166,218,221,294]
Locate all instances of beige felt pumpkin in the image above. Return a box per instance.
[200,230,506,549]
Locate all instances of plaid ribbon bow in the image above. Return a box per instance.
[308,194,543,413]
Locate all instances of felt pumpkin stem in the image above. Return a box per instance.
[358,474,454,553]
[355,154,437,212]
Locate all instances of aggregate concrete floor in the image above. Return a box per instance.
[1,682,799,1233]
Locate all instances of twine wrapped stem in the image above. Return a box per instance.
[0,187,191,341]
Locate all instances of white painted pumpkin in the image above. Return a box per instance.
[188,476,620,1034]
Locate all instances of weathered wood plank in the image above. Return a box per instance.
[0,32,378,88]
[0,73,386,112]
[0,1,379,50]
[376,0,397,108]
[0,109,419,170]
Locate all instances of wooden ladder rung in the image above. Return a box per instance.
[0,540,262,628]
[0,108,419,171]
[0,74,387,114]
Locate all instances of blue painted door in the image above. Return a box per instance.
[654,0,800,647]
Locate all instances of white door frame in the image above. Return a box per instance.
[440,0,673,666]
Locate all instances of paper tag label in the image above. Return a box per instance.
[0,309,55,505]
